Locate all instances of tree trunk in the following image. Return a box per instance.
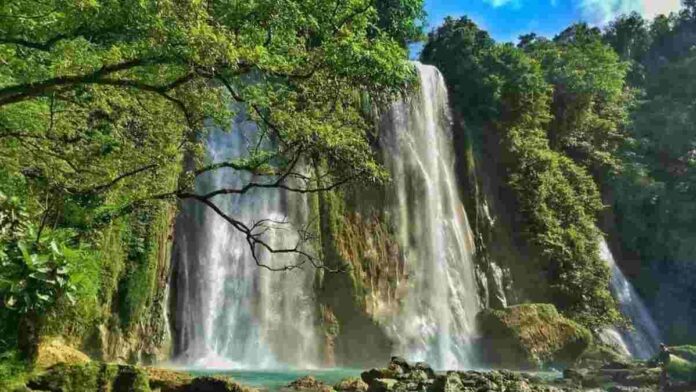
[17,312,41,363]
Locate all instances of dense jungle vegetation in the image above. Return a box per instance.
[421,1,696,338]
[0,0,425,380]
[1,0,696,383]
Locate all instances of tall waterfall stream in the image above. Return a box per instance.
[377,63,480,369]
[172,117,320,369]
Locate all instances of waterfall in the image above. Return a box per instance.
[172,114,320,369]
[377,63,480,369]
[599,240,661,359]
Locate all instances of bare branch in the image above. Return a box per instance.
[185,194,341,272]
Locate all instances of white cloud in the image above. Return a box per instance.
[579,0,642,25]
[578,0,683,25]
[484,0,520,8]
[643,0,682,19]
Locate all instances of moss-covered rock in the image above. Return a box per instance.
[667,355,696,383]
[670,346,696,363]
[187,376,250,392]
[360,357,577,392]
[25,362,257,392]
[284,376,335,392]
[146,366,194,391]
[27,362,151,392]
[477,303,593,369]
[574,343,629,369]
[36,338,91,370]
[334,377,368,392]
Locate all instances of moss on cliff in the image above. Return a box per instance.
[38,202,176,364]
[477,304,593,369]
[314,187,396,367]
[334,212,406,318]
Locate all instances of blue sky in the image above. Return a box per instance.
[421,0,684,43]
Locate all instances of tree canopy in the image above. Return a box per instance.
[0,0,422,269]
[0,0,424,359]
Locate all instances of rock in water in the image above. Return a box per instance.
[285,376,335,392]
[334,377,369,392]
[412,362,436,380]
[361,357,577,392]
[389,356,411,373]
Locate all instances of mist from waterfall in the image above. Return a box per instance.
[377,63,480,370]
[599,240,661,359]
[172,114,320,369]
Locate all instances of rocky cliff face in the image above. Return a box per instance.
[314,187,399,367]
[42,204,176,365]
[449,115,544,311]
[97,205,175,364]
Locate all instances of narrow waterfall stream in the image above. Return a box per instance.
[172,115,320,369]
[377,63,480,370]
[599,240,661,359]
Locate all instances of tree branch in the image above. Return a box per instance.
[0,58,169,106]
[70,163,159,195]
[185,194,340,272]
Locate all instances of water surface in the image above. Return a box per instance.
[189,368,362,391]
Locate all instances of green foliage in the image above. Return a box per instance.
[0,192,76,317]
[117,206,169,329]
[603,13,652,85]
[374,0,427,45]
[420,16,496,123]
[667,356,696,383]
[0,351,30,390]
[0,0,423,356]
[421,17,620,328]
[0,0,418,209]
[525,24,633,171]
[614,54,696,265]
[671,346,696,363]
[478,303,593,369]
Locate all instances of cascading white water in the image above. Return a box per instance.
[377,63,480,370]
[599,240,661,359]
[172,114,320,369]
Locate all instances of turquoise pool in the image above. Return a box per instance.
[188,368,363,391]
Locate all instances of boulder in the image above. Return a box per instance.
[334,377,369,392]
[146,367,194,391]
[363,358,576,392]
[361,367,401,385]
[666,354,696,384]
[26,362,256,392]
[670,346,696,363]
[27,362,151,392]
[389,356,411,373]
[369,378,397,392]
[575,344,629,369]
[187,376,249,392]
[35,338,91,369]
[412,362,435,380]
[285,376,335,392]
[477,304,592,369]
